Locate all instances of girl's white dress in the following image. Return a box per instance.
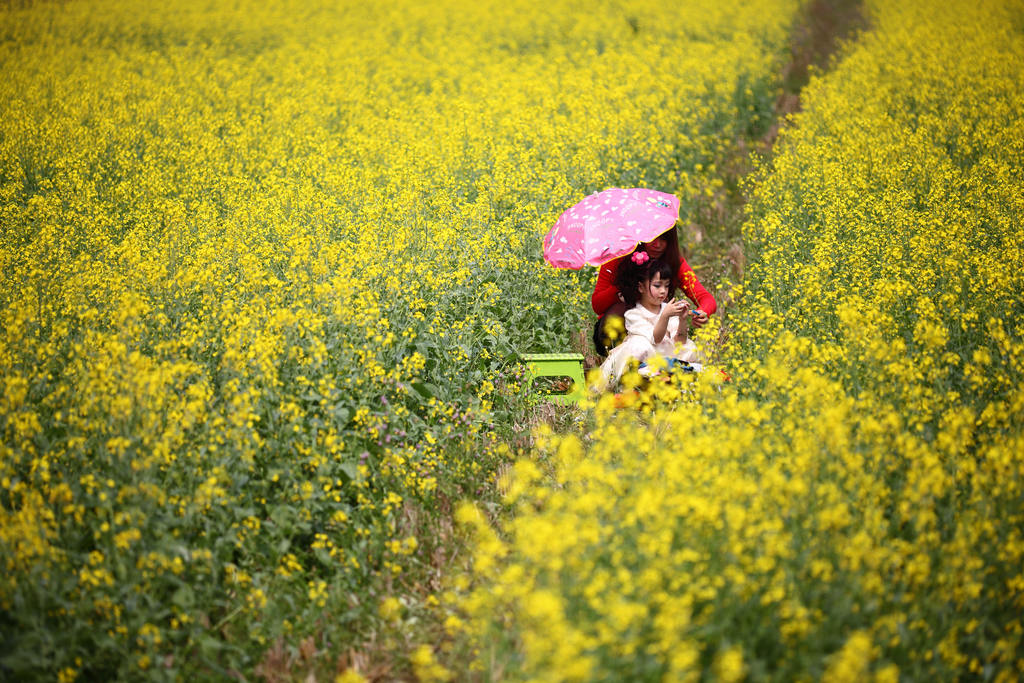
[600,303,701,385]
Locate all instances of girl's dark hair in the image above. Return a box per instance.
[615,256,673,309]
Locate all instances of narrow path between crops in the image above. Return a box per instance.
[692,0,867,313]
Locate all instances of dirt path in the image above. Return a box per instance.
[689,0,867,315]
[773,0,869,134]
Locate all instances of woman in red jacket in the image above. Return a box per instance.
[592,225,717,355]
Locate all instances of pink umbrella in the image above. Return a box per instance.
[543,188,680,269]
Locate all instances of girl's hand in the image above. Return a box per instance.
[691,309,709,328]
[661,298,688,319]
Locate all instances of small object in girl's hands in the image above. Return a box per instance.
[638,357,703,376]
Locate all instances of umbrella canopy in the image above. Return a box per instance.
[543,188,680,269]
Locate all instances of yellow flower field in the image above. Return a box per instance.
[0,0,800,678]
[455,0,1024,679]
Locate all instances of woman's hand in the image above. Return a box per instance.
[691,309,709,328]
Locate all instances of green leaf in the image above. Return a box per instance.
[269,505,294,529]
[172,585,195,609]
[339,461,359,482]
[411,381,439,399]
[332,406,352,424]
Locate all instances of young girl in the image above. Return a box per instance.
[599,253,702,386]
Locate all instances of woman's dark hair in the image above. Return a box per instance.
[656,225,683,281]
[615,256,673,309]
